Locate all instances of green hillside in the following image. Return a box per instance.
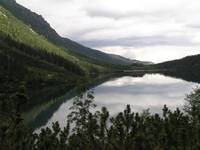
[156,54,200,70]
[0,0,144,65]
[0,6,107,74]
[0,5,109,115]
[153,54,200,83]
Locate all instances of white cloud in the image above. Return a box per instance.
[16,0,200,63]
[98,45,200,63]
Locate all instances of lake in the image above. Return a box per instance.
[30,73,199,132]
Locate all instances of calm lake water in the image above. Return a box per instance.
[32,73,199,132]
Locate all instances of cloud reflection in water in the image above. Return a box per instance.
[93,74,199,115]
[35,74,199,132]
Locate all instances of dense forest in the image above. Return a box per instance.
[1,88,200,150]
[156,54,200,71]
[0,33,86,114]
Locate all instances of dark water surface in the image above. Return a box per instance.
[23,73,199,132]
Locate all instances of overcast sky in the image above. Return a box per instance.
[17,0,200,63]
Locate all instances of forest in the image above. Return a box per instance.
[0,33,87,114]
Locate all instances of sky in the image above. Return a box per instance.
[16,0,200,63]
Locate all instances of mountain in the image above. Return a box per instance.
[0,0,142,65]
[153,54,200,83]
[0,1,105,106]
[156,54,200,70]
[0,3,109,74]
[0,3,102,113]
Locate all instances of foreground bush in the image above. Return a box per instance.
[1,89,200,150]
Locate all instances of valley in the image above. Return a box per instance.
[0,0,200,150]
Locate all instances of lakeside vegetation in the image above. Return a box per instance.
[1,88,200,150]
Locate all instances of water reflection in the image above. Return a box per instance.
[34,74,199,132]
[93,74,198,115]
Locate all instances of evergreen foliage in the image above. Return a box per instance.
[1,88,200,150]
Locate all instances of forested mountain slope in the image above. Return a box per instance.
[0,0,143,65]
[0,4,101,113]
[0,5,108,74]
[152,54,200,83]
[156,54,200,70]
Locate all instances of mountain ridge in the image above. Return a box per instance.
[1,0,144,65]
[156,54,200,69]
